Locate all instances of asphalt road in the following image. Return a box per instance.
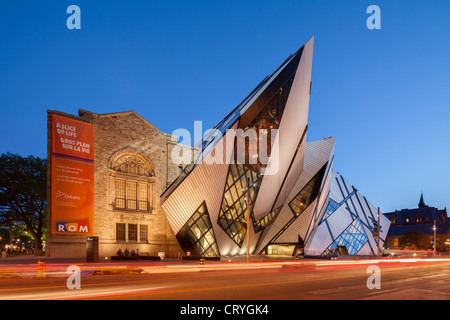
[1,258,450,302]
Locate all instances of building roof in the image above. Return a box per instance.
[384,206,448,224]
[384,193,448,225]
[418,192,426,208]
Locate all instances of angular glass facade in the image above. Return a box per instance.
[217,63,298,247]
[237,75,295,174]
[319,189,356,224]
[325,218,369,256]
[218,163,259,247]
[260,163,327,252]
[289,164,327,217]
[253,206,283,233]
[176,202,220,257]
[162,38,388,258]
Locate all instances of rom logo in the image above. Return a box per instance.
[57,221,89,233]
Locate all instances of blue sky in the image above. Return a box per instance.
[0,0,449,213]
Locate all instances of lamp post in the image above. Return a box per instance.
[246,177,251,264]
[433,220,437,256]
[375,207,381,258]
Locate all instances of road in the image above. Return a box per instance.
[1,258,450,302]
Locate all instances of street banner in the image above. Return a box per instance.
[51,114,94,235]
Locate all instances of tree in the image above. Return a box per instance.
[0,153,46,254]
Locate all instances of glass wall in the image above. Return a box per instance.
[236,75,295,174]
[319,190,356,224]
[325,218,369,256]
[289,164,326,217]
[176,202,220,257]
[218,163,260,247]
[261,164,327,254]
[253,206,283,233]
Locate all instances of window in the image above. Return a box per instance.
[115,179,126,209]
[127,181,137,210]
[176,202,220,257]
[254,206,283,233]
[325,218,369,255]
[218,163,260,247]
[319,190,357,224]
[140,224,148,242]
[110,150,155,212]
[128,224,137,241]
[394,238,399,247]
[116,223,148,242]
[138,183,148,211]
[289,164,327,218]
[116,223,126,241]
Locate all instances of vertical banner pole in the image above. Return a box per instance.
[247,177,251,264]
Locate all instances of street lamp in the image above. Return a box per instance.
[433,220,437,256]
[246,177,251,264]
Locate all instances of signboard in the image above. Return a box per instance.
[51,114,94,235]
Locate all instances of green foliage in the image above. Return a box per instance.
[0,152,47,250]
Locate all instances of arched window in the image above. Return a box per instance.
[108,149,156,212]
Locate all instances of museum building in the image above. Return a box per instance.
[160,37,391,258]
[46,109,191,258]
[46,36,390,258]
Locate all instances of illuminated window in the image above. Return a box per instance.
[110,151,155,212]
[140,224,148,242]
[289,164,327,218]
[116,223,126,241]
[127,181,137,210]
[218,163,259,247]
[128,223,137,241]
[254,206,283,233]
[394,238,399,247]
[176,202,220,257]
[115,179,126,209]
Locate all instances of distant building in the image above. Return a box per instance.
[383,194,450,252]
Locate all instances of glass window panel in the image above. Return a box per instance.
[116,223,126,241]
[128,224,137,241]
[115,179,126,209]
[177,202,220,257]
[138,182,148,211]
[140,224,148,242]
[127,181,137,210]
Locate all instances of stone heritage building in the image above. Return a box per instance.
[46,109,191,258]
[383,193,450,252]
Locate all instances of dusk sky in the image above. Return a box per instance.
[0,0,449,213]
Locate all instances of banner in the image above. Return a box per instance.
[51,114,94,235]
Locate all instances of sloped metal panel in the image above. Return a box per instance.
[255,138,334,252]
[252,37,314,221]
[161,122,238,236]
[306,169,391,256]
[273,199,317,244]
